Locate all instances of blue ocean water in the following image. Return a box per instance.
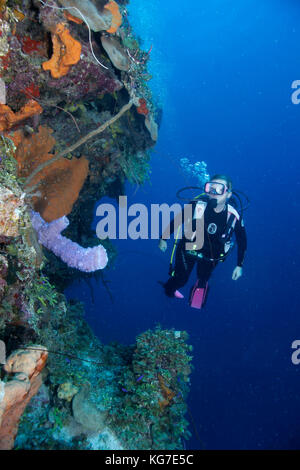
[66,0,300,449]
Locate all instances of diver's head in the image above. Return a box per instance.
[204,174,233,209]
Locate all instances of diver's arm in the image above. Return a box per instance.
[234,217,247,267]
[232,217,247,280]
[160,200,201,241]
[159,211,183,252]
[160,206,185,241]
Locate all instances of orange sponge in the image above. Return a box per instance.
[104,0,122,34]
[0,100,43,132]
[42,23,81,78]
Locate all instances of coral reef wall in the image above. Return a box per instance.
[0,0,194,450]
[1,0,158,287]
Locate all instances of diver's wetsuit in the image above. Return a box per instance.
[161,199,247,297]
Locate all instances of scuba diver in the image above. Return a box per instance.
[158,175,247,309]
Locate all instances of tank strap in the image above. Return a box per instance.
[227,204,240,221]
[221,205,239,243]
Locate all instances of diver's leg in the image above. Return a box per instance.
[164,244,195,297]
[189,258,217,308]
[196,258,217,287]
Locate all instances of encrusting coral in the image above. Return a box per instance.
[136,98,149,116]
[57,382,79,402]
[0,100,43,132]
[0,186,24,238]
[157,373,177,411]
[42,23,82,78]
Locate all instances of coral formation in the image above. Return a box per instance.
[0,186,24,237]
[0,346,48,450]
[0,0,189,452]
[137,98,149,116]
[31,211,108,272]
[72,383,107,433]
[145,114,158,142]
[13,126,89,222]
[103,327,193,449]
[12,327,192,450]
[0,78,6,104]
[0,100,43,132]
[104,0,122,34]
[101,35,130,71]
[158,373,177,411]
[20,36,47,57]
[63,11,83,25]
[0,142,193,448]
[42,23,82,78]
[57,382,79,401]
[57,0,112,31]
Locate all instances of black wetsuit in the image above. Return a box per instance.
[161,199,247,297]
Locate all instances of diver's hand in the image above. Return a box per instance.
[232,266,243,280]
[159,239,167,252]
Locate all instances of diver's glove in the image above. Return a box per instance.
[159,239,167,252]
[232,266,243,280]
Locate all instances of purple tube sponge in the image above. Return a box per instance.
[31,211,108,272]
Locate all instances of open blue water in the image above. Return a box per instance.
[66,0,300,449]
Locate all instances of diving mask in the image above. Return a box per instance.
[204,181,228,196]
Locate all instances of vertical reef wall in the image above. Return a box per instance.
[0,0,193,449]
